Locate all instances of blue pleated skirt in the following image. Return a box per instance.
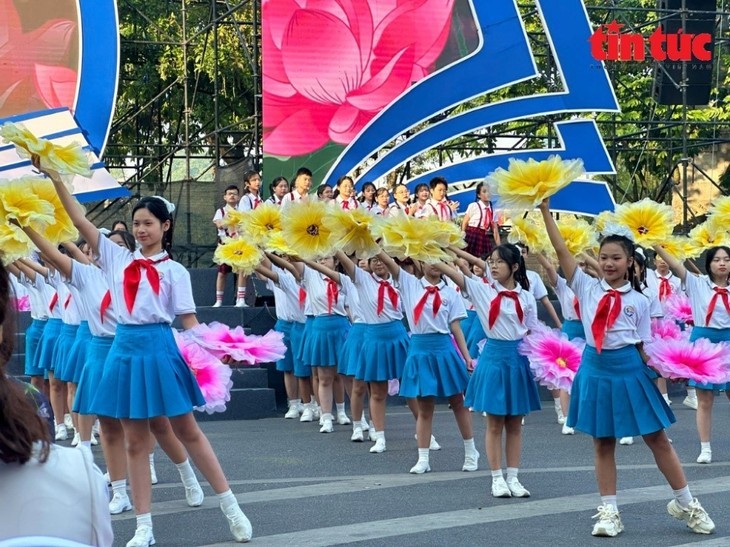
[356,321,409,382]
[58,321,92,383]
[465,338,542,416]
[567,345,675,438]
[24,319,47,376]
[36,318,63,371]
[297,316,315,367]
[73,335,114,415]
[51,323,79,376]
[274,319,295,373]
[561,319,586,341]
[461,310,477,340]
[399,333,469,398]
[688,327,730,391]
[466,317,486,358]
[300,314,351,368]
[291,321,310,378]
[339,322,367,375]
[89,323,206,419]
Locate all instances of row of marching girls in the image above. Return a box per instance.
[34,156,254,546]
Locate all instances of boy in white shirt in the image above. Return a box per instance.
[212,185,247,307]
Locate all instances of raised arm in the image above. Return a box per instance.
[13,260,37,282]
[19,227,74,280]
[297,258,341,285]
[6,262,21,279]
[685,258,701,276]
[18,257,49,279]
[62,241,91,265]
[652,245,687,282]
[538,198,577,283]
[266,252,302,281]
[535,252,559,287]
[448,245,488,272]
[335,250,356,281]
[376,250,401,282]
[31,154,99,254]
[431,261,467,292]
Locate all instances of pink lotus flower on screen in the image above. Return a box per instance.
[645,338,730,385]
[263,0,455,156]
[518,328,585,393]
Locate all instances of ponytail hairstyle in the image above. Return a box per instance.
[107,230,136,252]
[360,181,376,203]
[599,234,640,292]
[0,261,51,464]
[269,176,288,196]
[633,247,648,289]
[492,243,530,291]
[132,197,174,258]
[705,245,730,284]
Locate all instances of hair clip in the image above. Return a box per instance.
[150,195,176,214]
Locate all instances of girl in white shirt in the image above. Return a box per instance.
[334,175,359,210]
[436,244,540,498]
[378,251,478,474]
[237,171,263,211]
[359,181,376,211]
[372,187,390,216]
[461,182,501,258]
[388,184,411,217]
[42,159,253,547]
[266,176,290,206]
[422,177,458,221]
[539,198,713,538]
[653,244,730,466]
[411,183,430,218]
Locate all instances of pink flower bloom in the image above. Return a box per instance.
[662,293,693,325]
[174,332,233,414]
[388,378,400,396]
[186,321,287,365]
[263,0,455,156]
[645,338,730,385]
[650,317,688,342]
[519,328,585,393]
[14,295,30,312]
[34,64,77,109]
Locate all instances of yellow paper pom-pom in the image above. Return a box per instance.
[687,218,730,255]
[612,198,674,247]
[0,177,56,228]
[428,218,466,250]
[323,207,382,259]
[507,216,546,253]
[264,230,296,256]
[220,208,247,234]
[707,196,730,225]
[658,235,698,260]
[213,237,263,275]
[0,123,52,156]
[593,210,616,234]
[557,217,598,257]
[371,214,451,263]
[28,178,79,244]
[485,155,584,210]
[0,224,35,265]
[240,203,282,245]
[280,201,336,260]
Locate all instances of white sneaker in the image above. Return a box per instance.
[561,424,575,435]
[360,418,370,431]
[667,498,715,534]
[109,491,133,514]
[555,406,565,425]
[491,477,512,498]
[312,406,321,420]
[619,437,634,445]
[336,412,351,425]
[91,433,99,446]
[185,482,205,507]
[696,449,712,464]
[319,415,334,433]
[92,419,101,436]
[663,395,672,406]
[409,460,431,474]
[506,477,530,497]
[370,438,386,453]
[284,405,300,419]
[683,395,698,410]
[592,504,624,537]
[223,504,253,542]
[55,424,68,441]
[299,406,314,422]
[235,298,248,308]
[64,413,74,430]
[103,471,111,485]
[351,427,364,442]
[212,301,223,308]
[71,431,81,447]
[415,434,441,450]
[126,525,155,547]
[150,462,158,485]
[369,428,378,442]
[462,449,480,472]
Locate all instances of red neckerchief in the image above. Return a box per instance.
[573,296,581,321]
[325,278,339,313]
[298,286,307,309]
[375,276,398,316]
[706,286,730,325]
[48,292,58,312]
[100,290,112,323]
[63,293,72,309]
[413,285,442,324]
[122,254,170,314]
[488,291,524,329]
[658,276,672,301]
[591,289,623,353]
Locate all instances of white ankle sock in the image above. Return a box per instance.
[701,442,711,451]
[417,448,429,462]
[136,513,152,528]
[237,288,246,299]
[148,452,155,466]
[506,467,519,480]
[111,479,127,496]
[289,398,301,408]
[175,459,197,486]
[662,393,671,403]
[553,398,561,409]
[601,495,618,510]
[81,440,91,449]
[375,431,385,441]
[336,403,345,414]
[491,470,503,480]
[463,438,475,452]
[215,291,224,302]
[217,489,238,511]
[687,388,696,397]
[673,485,693,508]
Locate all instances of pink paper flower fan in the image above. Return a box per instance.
[174,331,233,414]
[518,328,585,393]
[662,293,694,325]
[645,338,730,385]
[650,317,687,341]
[388,379,400,396]
[14,295,30,312]
[186,321,287,365]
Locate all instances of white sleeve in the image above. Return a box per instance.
[524,293,541,332]
[568,266,589,300]
[238,195,253,212]
[212,208,224,223]
[529,271,549,300]
[69,261,90,289]
[637,297,652,345]
[681,272,703,297]
[96,228,132,274]
[464,202,478,219]
[447,288,467,322]
[170,265,196,315]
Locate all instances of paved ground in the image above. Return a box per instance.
[75,398,730,546]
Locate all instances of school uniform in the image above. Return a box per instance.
[57,270,96,384]
[554,275,585,340]
[48,272,80,378]
[237,193,263,211]
[280,189,308,208]
[35,272,63,374]
[454,281,477,345]
[396,270,468,398]
[683,273,730,391]
[646,269,682,302]
[465,276,490,357]
[422,198,454,221]
[335,195,359,210]
[88,233,205,419]
[462,278,542,416]
[371,204,388,217]
[213,205,238,274]
[18,272,49,377]
[361,201,376,213]
[567,268,675,438]
[338,276,367,376]
[298,266,351,368]
[387,202,410,217]
[463,201,497,258]
[266,195,284,206]
[267,265,307,378]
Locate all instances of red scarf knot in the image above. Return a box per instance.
[298,286,307,309]
[591,289,623,353]
[488,291,524,329]
[48,292,58,312]
[705,286,730,325]
[377,279,399,316]
[573,296,581,321]
[413,285,442,325]
[325,279,339,313]
[342,200,350,210]
[658,277,672,301]
[100,290,112,323]
[122,256,169,314]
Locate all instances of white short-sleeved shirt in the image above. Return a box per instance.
[335,196,359,210]
[553,275,580,322]
[353,267,403,324]
[645,269,682,301]
[301,265,348,317]
[361,201,376,213]
[395,269,465,334]
[267,195,284,206]
[371,205,388,217]
[412,202,429,219]
[641,283,664,318]
[46,271,75,323]
[683,273,730,329]
[464,201,495,230]
[387,202,410,217]
[63,282,85,325]
[267,266,306,323]
[96,232,196,325]
[570,268,651,349]
[526,269,548,301]
[463,276,539,340]
[213,205,238,239]
[238,192,263,212]
[280,189,308,208]
[422,199,454,221]
[70,262,117,337]
[340,275,364,323]
[19,272,50,320]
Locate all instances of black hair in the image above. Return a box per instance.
[132,197,174,257]
[375,187,389,200]
[360,181,376,203]
[633,248,648,288]
[414,183,429,197]
[705,245,730,284]
[515,243,530,255]
[242,171,260,193]
[599,234,640,292]
[474,181,493,206]
[429,176,448,191]
[269,177,288,194]
[316,184,332,199]
[491,243,530,291]
[107,230,136,252]
[111,219,128,232]
[294,167,312,179]
[223,184,239,194]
